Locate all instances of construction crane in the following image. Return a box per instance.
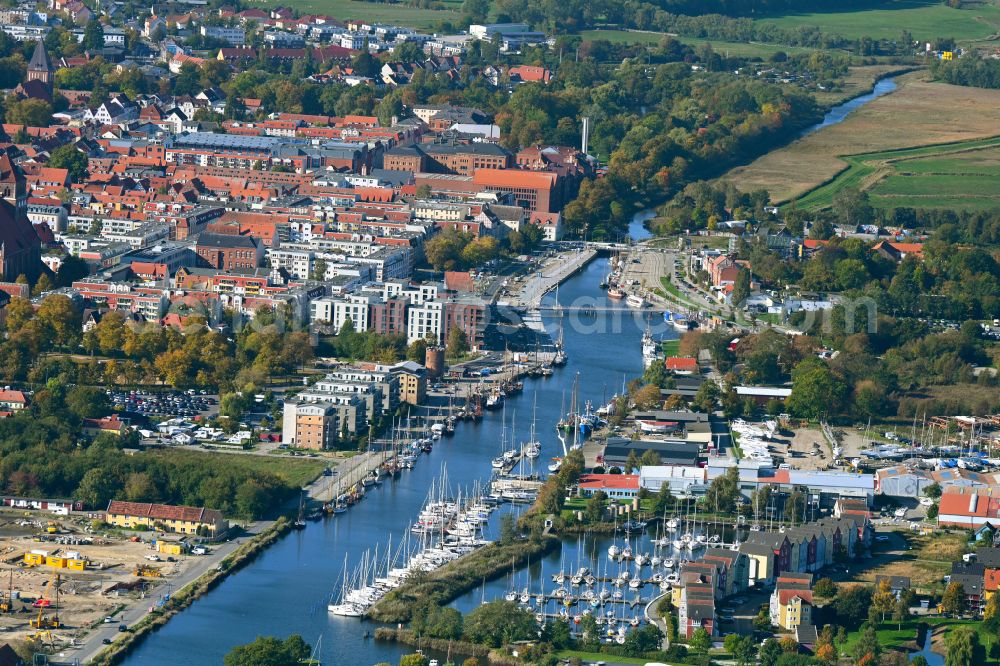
[30,571,59,629]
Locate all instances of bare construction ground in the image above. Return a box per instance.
[0,510,204,650]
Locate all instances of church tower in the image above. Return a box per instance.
[26,40,53,91]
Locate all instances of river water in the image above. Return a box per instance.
[125,214,671,665]
[800,76,898,138]
[122,73,902,655]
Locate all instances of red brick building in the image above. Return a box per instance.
[195,232,263,271]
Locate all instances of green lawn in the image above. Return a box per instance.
[253,0,460,28]
[555,651,653,665]
[792,135,1000,210]
[661,339,681,357]
[579,29,824,58]
[146,449,328,488]
[839,617,990,658]
[755,0,1000,43]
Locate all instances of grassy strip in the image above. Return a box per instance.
[792,135,1000,210]
[367,537,561,624]
[89,517,292,666]
[661,339,681,357]
[374,627,490,658]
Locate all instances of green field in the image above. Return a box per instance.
[146,449,328,488]
[756,0,1000,43]
[579,29,823,58]
[792,136,1000,211]
[252,0,461,28]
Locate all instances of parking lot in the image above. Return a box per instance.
[109,390,215,419]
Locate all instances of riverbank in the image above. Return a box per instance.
[373,628,491,660]
[90,517,293,665]
[499,249,598,309]
[367,535,561,623]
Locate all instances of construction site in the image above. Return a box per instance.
[0,509,195,652]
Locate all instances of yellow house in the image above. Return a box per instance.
[396,369,426,406]
[773,589,813,630]
[105,501,228,538]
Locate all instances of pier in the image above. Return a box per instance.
[500,249,598,309]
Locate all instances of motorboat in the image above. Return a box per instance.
[626,294,645,308]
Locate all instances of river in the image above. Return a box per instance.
[800,76,898,138]
[124,238,673,665]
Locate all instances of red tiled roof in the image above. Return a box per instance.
[0,390,26,404]
[758,469,791,484]
[106,500,222,523]
[939,489,995,518]
[778,589,813,605]
[444,270,475,293]
[472,168,556,190]
[665,356,697,371]
[579,473,639,491]
[985,568,1000,592]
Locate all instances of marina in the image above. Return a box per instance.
[124,215,673,665]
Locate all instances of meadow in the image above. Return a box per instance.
[253,0,461,29]
[723,71,1000,204]
[755,0,1000,44]
[579,29,824,59]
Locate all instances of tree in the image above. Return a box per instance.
[462,600,536,647]
[941,581,967,615]
[407,338,428,363]
[625,449,640,474]
[82,20,104,51]
[633,383,663,410]
[813,577,837,598]
[927,502,939,520]
[584,490,607,523]
[55,255,90,287]
[31,273,52,297]
[4,297,33,334]
[689,627,711,652]
[925,482,942,499]
[892,596,910,629]
[446,326,469,359]
[946,626,984,666]
[852,623,880,663]
[640,449,661,467]
[5,97,52,127]
[759,638,783,666]
[704,466,740,515]
[832,187,873,227]
[310,258,327,282]
[832,585,872,629]
[788,358,845,419]
[48,143,88,182]
[731,267,750,306]
[77,467,119,508]
[498,513,516,545]
[66,385,110,419]
[462,0,490,23]
[729,635,757,666]
[871,578,896,622]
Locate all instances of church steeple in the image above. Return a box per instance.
[27,40,52,89]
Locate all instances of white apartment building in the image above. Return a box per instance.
[407,301,444,344]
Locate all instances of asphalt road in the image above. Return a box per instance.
[65,534,250,664]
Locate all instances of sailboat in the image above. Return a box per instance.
[328,555,364,616]
[524,393,541,459]
[293,490,307,529]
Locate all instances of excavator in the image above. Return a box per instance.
[30,571,60,629]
